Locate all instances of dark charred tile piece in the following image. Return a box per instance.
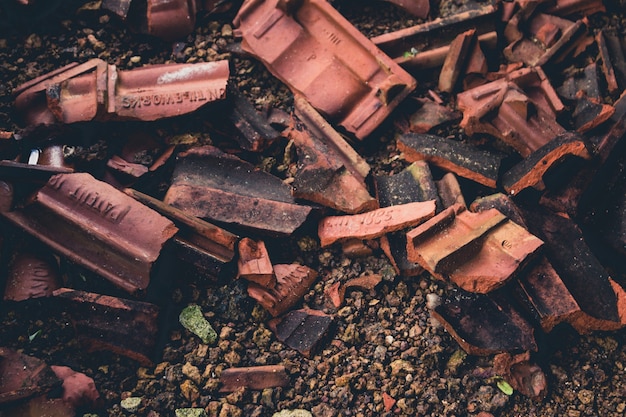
[603,31,626,90]
[371,5,498,70]
[431,289,538,356]
[124,188,237,279]
[318,201,436,247]
[3,250,61,301]
[544,0,606,17]
[404,98,462,134]
[407,204,543,293]
[501,131,591,195]
[268,308,333,357]
[53,288,161,365]
[375,161,440,276]
[470,193,527,227]
[0,160,73,184]
[163,146,312,236]
[219,365,289,392]
[0,348,62,404]
[522,207,626,332]
[233,0,416,139]
[571,96,615,133]
[247,264,318,317]
[557,62,601,100]
[596,30,620,94]
[223,84,281,152]
[288,112,377,214]
[514,257,581,333]
[237,238,276,287]
[1,173,178,294]
[398,133,503,189]
[14,59,228,126]
[435,173,466,210]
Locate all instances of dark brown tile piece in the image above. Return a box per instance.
[470,193,526,227]
[432,290,537,356]
[237,238,275,287]
[53,288,161,365]
[218,365,289,392]
[435,173,466,210]
[4,250,61,301]
[596,30,620,94]
[381,0,429,18]
[247,264,318,317]
[405,98,462,134]
[407,204,543,293]
[146,0,198,41]
[1,173,178,294]
[0,348,62,404]
[493,352,547,400]
[268,307,333,357]
[233,0,416,139]
[438,29,475,93]
[398,133,503,189]
[163,146,312,236]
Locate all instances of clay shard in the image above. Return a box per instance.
[470,193,527,228]
[380,0,429,19]
[268,307,334,357]
[14,59,229,126]
[398,133,503,189]
[237,237,276,287]
[522,207,626,333]
[372,5,497,70]
[1,173,178,294]
[596,30,619,95]
[0,348,62,404]
[432,289,538,356]
[493,352,547,400]
[435,173,466,210]
[405,98,462,134]
[247,264,318,317]
[219,365,289,392]
[438,29,476,93]
[146,0,198,41]
[318,200,436,247]
[233,0,416,139]
[375,161,440,276]
[163,146,312,236]
[407,204,543,293]
[50,365,101,409]
[3,250,61,301]
[53,288,161,365]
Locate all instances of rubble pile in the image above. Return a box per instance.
[1,0,626,415]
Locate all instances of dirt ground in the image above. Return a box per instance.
[1,1,626,416]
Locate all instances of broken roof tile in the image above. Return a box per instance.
[435,173,467,210]
[164,146,312,236]
[268,307,334,357]
[1,173,178,294]
[493,352,547,400]
[407,204,543,293]
[3,249,61,302]
[233,0,416,139]
[53,288,161,365]
[398,133,503,189]
[318,200,436,247]
[432,290,538,356]
[219,365,289,392]
[438,29,476,93]
[146,0,198,41]
[237,238,276,287]
[0,348,62,404]
[596,30,620,95]
[247,264,318,317]
[470,193,527,227]
[404,98,462,134]
[14,59,229,126]
[381,0,429,19]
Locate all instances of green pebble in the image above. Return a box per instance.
[179,304,217,345]
[175,408,208,417]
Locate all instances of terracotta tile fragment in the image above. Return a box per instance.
[4,250,61,301]
[501,132,591,195]
[318,200,436,247]
[247,264,318,317]
[53,288,161,365]
[237,238,276,287]
[382,392,396,412]
[523,207,626,332]
[470,193,526,227]
[146,0,198,41]
[341,239,374,258]
[218,365,289,392]
[436,173,466,210]
[268,307,333,356]
[572,95,615,133]
[14,59,229,126]
[493,352,547,400]
[288,118,377,214]
[463,40,489,89]
[381,0,429,18]
[431,290,537,355]
[371,5,498,70]
[107,155,150,179]
[398,133,503,189]
[544,0,605,17]
[603,32,626,90]
[1,173,178,294]
[0,347,62,404]
[375,161,440,276]
[51,365,101,408]
[403,98,462,134]
[233,0,416,139]
[596,30,619,95]
[515,257,581,332]
[407,204,543,293]
[438,29,476,93]
[164,146,312,236]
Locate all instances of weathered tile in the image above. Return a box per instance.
[3,249,61,301]
[268,307,333,356]
[0,348,62,404]
[237,238,276,287]
[219,365,289,392]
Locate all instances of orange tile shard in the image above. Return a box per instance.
[233,0,417,139]
[14,59,229,126]
[406,204,543,293]
[318,200,436,247]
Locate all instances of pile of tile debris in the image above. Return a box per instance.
[2,0,626,413]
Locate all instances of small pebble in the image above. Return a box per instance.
[120,397,142,413]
